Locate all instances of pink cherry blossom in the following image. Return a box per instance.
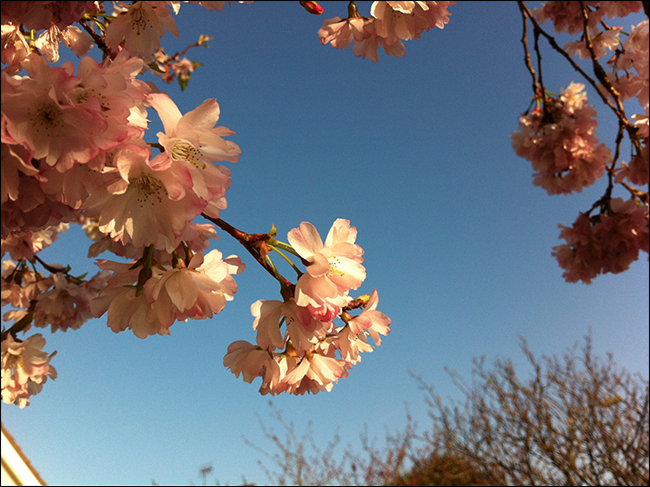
[38,163,108,210]
[616,138,649,186]
[35,24,93,63]
[511,83,611,195]
[1,114,37,204]
[288,219,366,318]
[279,351,348,395]
[250,299,287,351]
[552,198,649,283]
[328,326,371,365]
[565,27,622,60]
[533,1,603,35]
[352,29,406,63]
[172,57,195,79]
[1,223,69,261]
[105,1,179,59]
[1,24,30,73]
[144,249,244,326]
[223,340,281,392]
[81,144,204,251]
[250,298,329,353]
[67,51,152,161]
[147,93,240,217]
[318,16,374,50]
[1,259,52,311]
[2,54,108,171]
[1,333,57,408]
[0,1,100,31]
[1,174,76,238]
[347,289,391,345]
[92,249,243,338]
[370,1,454,46]
[90,259,169,338]
[614,20,648,107]
[33,271,108,332]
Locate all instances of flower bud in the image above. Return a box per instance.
[299,1,324,15]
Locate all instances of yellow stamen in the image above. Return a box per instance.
[171,141,206,169]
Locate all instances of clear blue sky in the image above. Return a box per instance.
[2,2,648,485]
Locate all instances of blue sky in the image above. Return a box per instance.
[2,2,648,485]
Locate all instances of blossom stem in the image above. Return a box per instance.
[268,240,310,266]
[264,254,286,287]
[519,1,633,131]
[267,245,303,277]
[202,214,295,293]
[0,302,36,342]
[135,244,154,296]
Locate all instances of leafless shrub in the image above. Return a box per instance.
[417,334,649,486]
[251,334,649,486]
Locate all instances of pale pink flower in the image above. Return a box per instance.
[616,20,648,107]
[172,57,195,79]
[81,144,204,251]
[352,28,406,63]
[1,24,30,73]
[616,138,649,186]
[565,27,621,60]
[288,219,366,317]
[1,114,37,204]
[250,299,287,351]
[597,1,644,20]
[147,93,240,217]
[90,259,169,338]
[2,54,108,170]
[144,249,244,327]
[333,326,374,364]
[93,249,243,338]
[175,222,220,255]
[511,83,611,194]
[533,1,600,35]
[105,1,179,59]
[1,333,57,408]
[250,298,329,353]
[347,289,391,345]
[370,1,454,45]
[1,223,69,261]
[223,340,281,392]
[66,51,151,162]
[34,24,93,63]
[0,1,99,31]
[318,16,374,49]
[411,1,455,35]
[32,271,107,332]
[304,294,351,322]
[552,198,649,283]
[279,351,348,394]
[371,1,421,44]
[1,174,76,238]
[1,260,52,311]
[38,163,108,210]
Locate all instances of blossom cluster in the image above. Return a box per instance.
[511,82,611,195]
[0,1,249,405]
[1,1,392,404]
[224,219,391,395]
[552,198,649,284]
[318,1,455,63]
[1,333,57,408]
[512,2,649,283]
